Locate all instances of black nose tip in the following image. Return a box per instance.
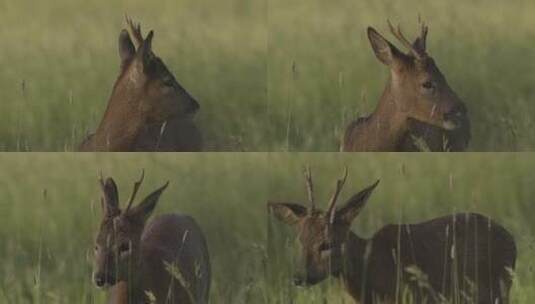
[444,104,466,121]
[94,274,105,287]
[293,277,303,286]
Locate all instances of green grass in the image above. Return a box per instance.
[1,0,534,151]
[0,153,534,303]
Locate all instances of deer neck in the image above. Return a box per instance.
[119,259,146,304]
[93,88,146,151]
[337,231,370,301]
[365,80,411,150]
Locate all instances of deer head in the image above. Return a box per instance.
[92,171,169,288]
[367,20,466,130]
[269,167,379,286]
[110,17,199,124]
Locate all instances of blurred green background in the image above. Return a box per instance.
[1,0,534,151]
[0,153,533,303]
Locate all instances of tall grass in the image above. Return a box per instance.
[0,153,534,302]
[1,0,534,150]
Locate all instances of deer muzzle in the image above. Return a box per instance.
[93,271,116,288]
[293,272,324,287]
[442,104,466,130]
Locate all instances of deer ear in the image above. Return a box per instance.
[367,27,403,67]
[118,30,135,65]
[335,180,379,225]
[101,178,120,217]
[268,202,308,225]
[127,181,168,223]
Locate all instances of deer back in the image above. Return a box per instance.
[350,213,516,303]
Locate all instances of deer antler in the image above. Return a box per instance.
[416,18,428,53]
[418,16,428,41]
[326,167,348,224]
[125,15,144,48]
[125,169,145,212]
[387,20,424,60]
[303,165,315,212]
[98,171,105,189]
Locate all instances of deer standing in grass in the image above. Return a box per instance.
[92,172,211,304]
[342,21,470,151]
[79,18,202,151]
[269,168,516,303]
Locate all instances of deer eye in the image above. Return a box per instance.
[162,77,175,87]
[422,81,435,90]
[318,242,332,252]
[118,242,130,254]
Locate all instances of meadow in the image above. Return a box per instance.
[1,0,534,151]
[0,153,534,303]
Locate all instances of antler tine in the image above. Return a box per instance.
[387,20,422,60]
[303,165,315,211]
[326,167,348,223]
[418,14,429,33]
[125,169,145,212]
[125,15,144,48]
[98,170,105,189]
[420,22,428,46]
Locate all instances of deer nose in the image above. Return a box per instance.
[443,104,466,122]
[293,276,304,286]
[93,273,106,288]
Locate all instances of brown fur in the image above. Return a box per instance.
[93,173,211,304]
[107,282,128,304]
[269,169,515,304]
[342,22,470,151]
[79,18,201,151]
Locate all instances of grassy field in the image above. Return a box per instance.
[0,153,534,303]
[1,0,534,151]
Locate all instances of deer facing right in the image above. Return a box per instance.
[269,167,516,303]
[92,171,211,304]
[342,21,471,152]
[79,18,202,152]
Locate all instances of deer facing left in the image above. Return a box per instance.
[79,18,201,151]
[269,167,516,303]
[93,171,211,303]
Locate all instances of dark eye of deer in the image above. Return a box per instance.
[318,243,332,252]
[118,242,130,254]
[422,81,435,90]
[163,77,174,87]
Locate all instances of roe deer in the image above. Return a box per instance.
[92,171,211,304]
[269,167,516,303]
[342,21,470,151]
[79,17,202,152]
